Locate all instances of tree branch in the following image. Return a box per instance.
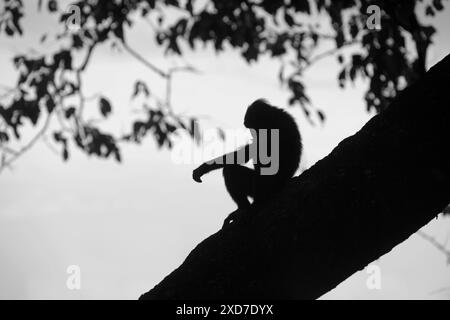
[0,112,52,174]
[121,40,169,78]
[301,40,360,72]
[120,41,199,113]
[416,230,450,261]
[140,53,450,299]
[76,42,97,119]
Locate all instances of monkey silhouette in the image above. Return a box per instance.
[193,99,302,228]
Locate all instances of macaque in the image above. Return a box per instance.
[193,99,302,227]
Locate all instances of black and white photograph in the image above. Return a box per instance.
[0,0,450,306]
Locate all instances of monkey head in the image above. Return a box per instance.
[244,99,274,130]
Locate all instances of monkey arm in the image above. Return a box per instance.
[206,143,251,168]
[192,144,251,182]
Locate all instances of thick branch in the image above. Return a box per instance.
[140,53,450,299]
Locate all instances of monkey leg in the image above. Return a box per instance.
[222,165,255,210]
[222,165,255,227]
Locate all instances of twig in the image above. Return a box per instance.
[0,113,53,174]
[301,40,360,72]
[42,134,60,156]
[0,145,19,155]
[416,230,450,262]
[83,93,102,101]
[121,40,199,113]
[73,43,98,142]
[77,43,96,72]
[121,40,169,78]
[166,73,172,109]
[55,107,75,135]
[76,43,97,118]
[168,65,199,74]
[0,37,200,172]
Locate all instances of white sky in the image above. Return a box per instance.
[0,2,449,299]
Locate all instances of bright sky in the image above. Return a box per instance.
[0,2,449,299]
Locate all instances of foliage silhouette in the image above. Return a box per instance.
[0,0,446,169]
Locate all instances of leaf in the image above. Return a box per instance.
[317,110,326,122]
[5,25,14,36]
[351,54,363,67]
[284,11,294,27]
[425,5,435,16]
[53,132,64,142]
[114,150,122,162]
[338,68,346,88]
[287,78,311,109]
[443,205,450,215]
[46,96,55,113]
[65,107,76,119]
[13,19,23,36]
[21,100,40,125]
[53,131,69,160]
[278,65,284,83]
[113,24,124,41]
[48,0,58,12]
[292,0,310,14]
[158,15,164,26]
[217,128,226,141]
[433,0,444,11]
[349,65,357,81]
[0,131,9,143]
[53,50,72,70]
[310,32,318,45]
[99,97,112,118]
[141,7,149,17]
[422,26,436,38]
[189,118,201,144]
[175,18,188,35]
[186,0,193,13]
[335,30,345,48]
[132,81,150,99]
[62,146,69,161]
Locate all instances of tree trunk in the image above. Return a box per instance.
[140,54,450,300]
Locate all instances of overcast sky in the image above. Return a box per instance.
[0,2,450,299]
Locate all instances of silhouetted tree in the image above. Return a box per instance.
[1,0,449,299]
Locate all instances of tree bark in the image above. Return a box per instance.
[140,54,450,300]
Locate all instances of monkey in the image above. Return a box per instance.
[192,99,302,228]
